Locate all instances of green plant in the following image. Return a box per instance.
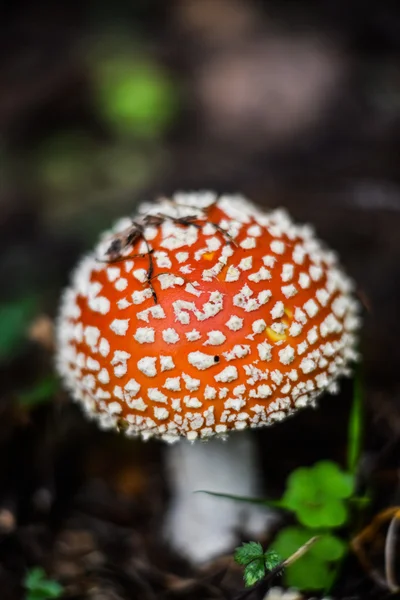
[234,542,282,587]
[281,461,354,528]
[209,372,366,592]
[347,365,364,476]
[231,462,353,592]
[270,460,355,590]
[272,528,346,590]
[24,567,63,600]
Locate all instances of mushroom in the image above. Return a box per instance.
[56,192,360,563]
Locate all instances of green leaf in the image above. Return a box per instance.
[313,461,354,499]
[297,498,348,529]
[25,567,47,589]
[243,557,266,587]
[284,467,318,503]
[281,461,352,529]
[347,367,364,475]
[18,376,59,408]
[26,593,48,600]
[43,581,63,597]
[273,528,345,591]
[317,499,348,528]
[264,549,282,571]
[234,541,263,565]
[195,490,284,510]
[295,504,325,529]
[284,554,331,590]
[273,526,312,560]
[235,544,283,588]
[312,534,347,562]
[273,527,345,562]
[24,567,63,599]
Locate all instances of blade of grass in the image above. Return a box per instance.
[195,490,285,510]
[347,365,364,476]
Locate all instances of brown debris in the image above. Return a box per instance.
[27,314,55,351]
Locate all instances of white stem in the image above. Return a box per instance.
[164,431,274,564]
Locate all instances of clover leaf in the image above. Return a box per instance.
[313,461,354,499]
[273,527,346,590]
[315,533,347,562]
[284,553,331,590]
[282,461,354,528]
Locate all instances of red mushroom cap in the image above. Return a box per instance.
[56,192,360,442]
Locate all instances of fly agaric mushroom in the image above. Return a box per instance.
[56,192,360,563]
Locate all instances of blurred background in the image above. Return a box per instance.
[1,1,400,598]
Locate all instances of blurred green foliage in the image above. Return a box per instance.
[36,134,95,194]
[92,57,178,138]
[0,296,37,361]
[36,135,153,199]
[24,567,63,600]
[17,376,59,409]
[31,48,177,226]
[35,133,158,230]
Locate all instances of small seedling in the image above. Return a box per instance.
[234,542,282,587]
[24,567,63,600]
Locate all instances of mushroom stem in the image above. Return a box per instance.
[164,431,272,564]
